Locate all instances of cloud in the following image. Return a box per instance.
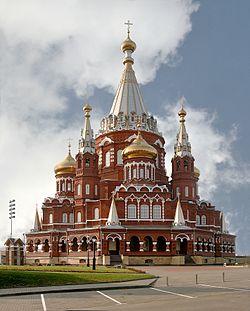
[0,0,199,245]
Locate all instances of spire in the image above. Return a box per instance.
[109,21,147,117]
[173,193,186,227]
[174,97,192,157]
[106,193,121,227]
[33,207,41,232]
[79,103,95,154]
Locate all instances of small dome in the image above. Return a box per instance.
[194,166,200,178]
[123,131,157,160]
[54,150,76,177]
[121,35,136,53]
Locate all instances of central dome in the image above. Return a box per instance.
[123,131,157,160]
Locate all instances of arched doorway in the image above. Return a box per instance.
[176,238,188,255]
[108,238,120,255]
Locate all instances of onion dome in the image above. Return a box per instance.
[54,144,76,177]
[194,166,200,178]
[121,34,136,53]
[123,131,157,160]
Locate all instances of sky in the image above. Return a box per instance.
[0,0,249,255]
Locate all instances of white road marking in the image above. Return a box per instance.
[41,294,47,311]
[96,290,123,305]
[199,284,250,292]
[150,287,196,299]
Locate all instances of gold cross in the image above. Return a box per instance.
[124,20,133,34]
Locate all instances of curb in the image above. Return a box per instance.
[0,279,157,297]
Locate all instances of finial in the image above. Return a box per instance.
[68,138,72,154]
[83,103,92,117]
[178,97,187,122]
[124,20,133,35]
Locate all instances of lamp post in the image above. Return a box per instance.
[87,236,90,267]
[92,237,97,270]
[9,199,15,238]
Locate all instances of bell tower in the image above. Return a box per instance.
[75,104,99,202]
[171,101,199,201]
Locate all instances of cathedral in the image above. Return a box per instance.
[25,28,236,266]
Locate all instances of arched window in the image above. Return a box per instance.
[139,168,144,179]
[129,236,140,252]
[184,160,188,171]
[77,212,81,223]
[153,205,161,219]
[56,182,59,192]
[61,181,65,191]
[177,160,181,170]
[67,182,71,192]
[95,185,98,196]
[133,168,137,178]
[140,205,149,219]
[81,237,87,251]
[105,151,111,167]
[85,184,90,195]
[44,239,49,252]
[128,204,136,219]
[157,236,166,252]
[94,207,99,220]
[49,213,53,224]
[196,215,200,225]
[69,213,74,223]
[85,158,90,167]
[143,236,153,251]
[78,158,82,168]
[72,237,78,252]
[176,187,180,196]
[76,184,81,195]
[185,186,189,197]
[62,213,67,223]
[61,240,66,252]
[201,215,207,225]
[117,149,123,165]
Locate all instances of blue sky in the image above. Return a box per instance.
[0,0,249,255]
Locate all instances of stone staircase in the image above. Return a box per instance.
[110,254,122,266]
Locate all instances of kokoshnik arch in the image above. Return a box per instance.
[25,26,235,266]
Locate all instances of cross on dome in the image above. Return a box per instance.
[124,20,133,34]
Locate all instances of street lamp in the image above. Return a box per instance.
[9,199,15,238]
[87,236,90,267]
[92,237,97,270]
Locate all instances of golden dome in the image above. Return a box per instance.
[121,35,136,53]
[194,166,200,178]
[54,148,76,177]
[123,131,157,160]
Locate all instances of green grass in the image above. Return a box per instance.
[0,266,154,289]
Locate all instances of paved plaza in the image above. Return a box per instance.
[0,266,249,310]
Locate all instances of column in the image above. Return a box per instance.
[166,241,170,252]
[139,241,144,252]
[126,241,130,252]
[153,241,157,252]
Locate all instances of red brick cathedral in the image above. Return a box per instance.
[26,30,235,266]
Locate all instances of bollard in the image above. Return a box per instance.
[166,276,169,286]
[223,272,225,282]
[196,274,198,284]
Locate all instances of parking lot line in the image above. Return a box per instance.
[150,287,196,299]
[41,294,47,311]
[199,284,250,292]
[96,290,123,305]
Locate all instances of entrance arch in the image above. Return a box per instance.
[176,238,188,255]
[108,238,120,255]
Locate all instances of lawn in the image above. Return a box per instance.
[0,266,153,289]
